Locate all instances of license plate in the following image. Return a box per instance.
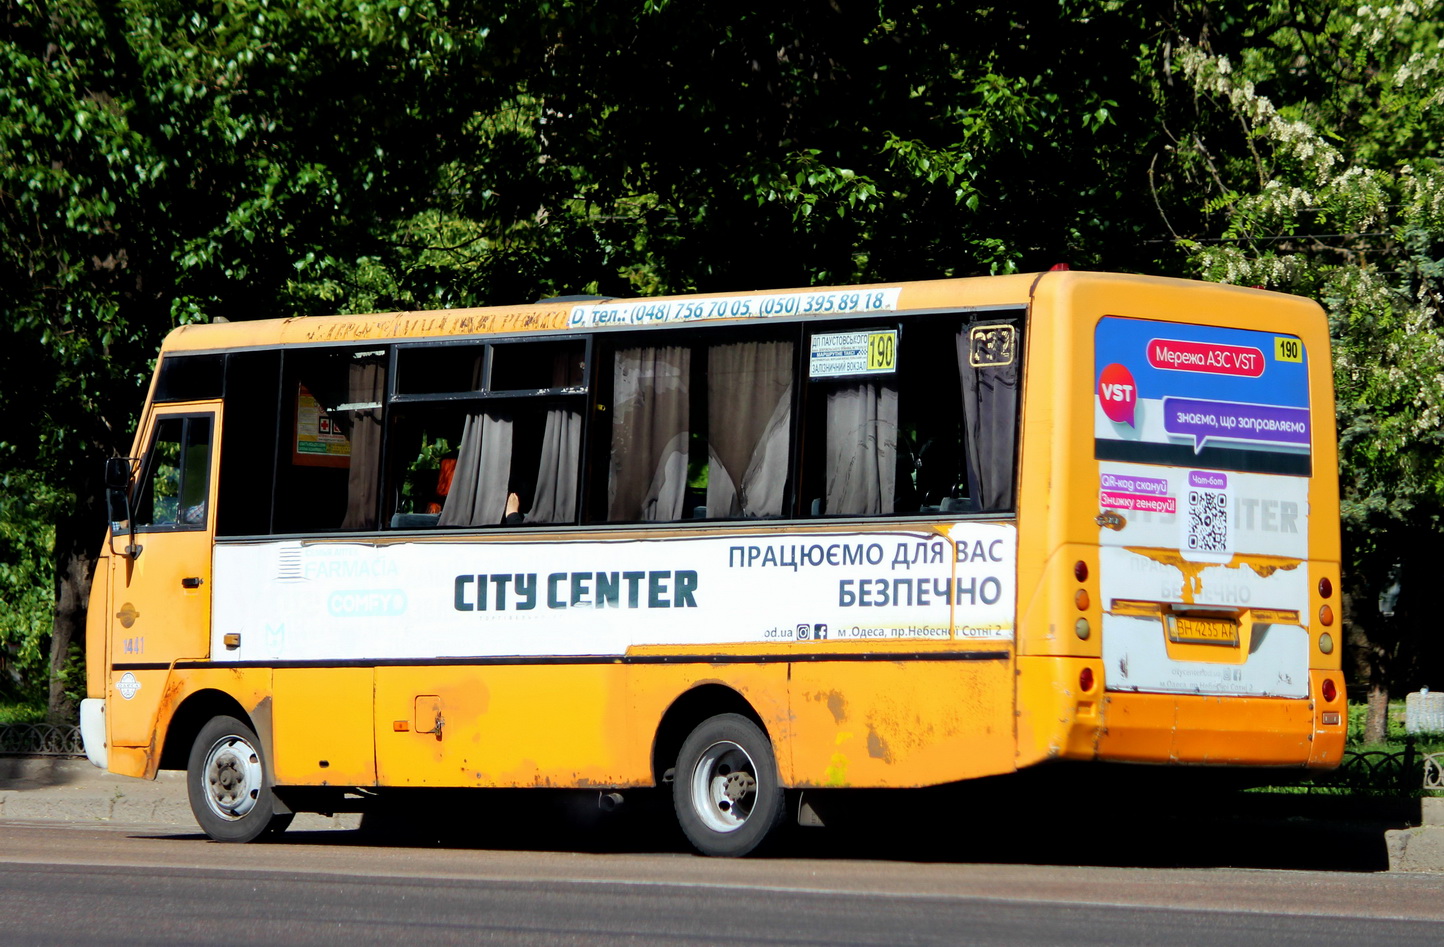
[1167,615,1239,646]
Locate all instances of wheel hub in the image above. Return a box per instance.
[719,770,756,808]
[691,740,758,832]
[203,736,262,821]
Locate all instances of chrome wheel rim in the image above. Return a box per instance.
[201,734,263,822]
[689,740,757,833]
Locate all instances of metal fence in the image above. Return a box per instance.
[0,724,85,758]
[1282,745,1444,795]
[1425,751,1444,791]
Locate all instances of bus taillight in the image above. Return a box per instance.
[1321,678,1338,703]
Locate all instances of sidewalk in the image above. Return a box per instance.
[0,757,358,830]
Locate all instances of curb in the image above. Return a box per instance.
[1386,797,1444,872]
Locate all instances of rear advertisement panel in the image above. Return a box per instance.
[1094,317,1311,476]
[1092,316,1313,698]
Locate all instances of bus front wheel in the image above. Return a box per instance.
[673,713,784,856]
[186,715,293,843]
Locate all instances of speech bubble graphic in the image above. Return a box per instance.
[1163,397,1310,452]
[1098,363,1137,426]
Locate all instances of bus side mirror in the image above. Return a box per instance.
[104,457,142,559]
[104,457,132,489]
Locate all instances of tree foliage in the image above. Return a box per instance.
[2,0,1441,722]
[0,0,510,716]
[1164,1,1444,734]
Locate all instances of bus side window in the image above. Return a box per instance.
[800,315,1020,518]
[428,402,582,527]
[604,345,692,522]
[218,350,282,537]
[134,416,212,529]
[506,403,582,525]
[955,319,1020,513]
[703,339,793,519]
[899,318,972,514]
[389,341,584,529]
[273,348,387,533]
[596,332,796,525]
[387,404,464,528]
[808,377,901,517]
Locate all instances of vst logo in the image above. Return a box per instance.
[1098,363,1137,427]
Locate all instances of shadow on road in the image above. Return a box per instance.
[185,764,1409,872]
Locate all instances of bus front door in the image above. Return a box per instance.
[107,405,221,760]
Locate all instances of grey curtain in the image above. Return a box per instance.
[956,327,1019,511]
[707,340,792,518]
[526,407,582,523]
[341,359,384,529]
[439,410,514,526]
[824,381,898,515]
[608,345,690,521]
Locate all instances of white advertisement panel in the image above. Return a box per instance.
[1094,461,1311,699]
[211,524,1016,663]
[1096,461,1309,562]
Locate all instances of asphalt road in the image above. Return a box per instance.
[2,818,1442,946]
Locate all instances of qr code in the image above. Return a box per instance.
[1186,490,1229,552]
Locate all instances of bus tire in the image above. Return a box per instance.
[187,715,291,843]
[673,713,784,857]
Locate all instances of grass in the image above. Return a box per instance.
[1347,700,1444,756]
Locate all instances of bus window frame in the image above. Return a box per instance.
[214,307,1023,538]
[129,412,216,535]
[584,320,804,526]
[794,308,1025,519]
[389,335,593,404]
[383,335,593,531]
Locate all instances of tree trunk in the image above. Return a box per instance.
[1365,677,1390,745]
[47,509,98,725]
[1343,586,1393,745]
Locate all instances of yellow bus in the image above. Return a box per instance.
[79,271,1345,854]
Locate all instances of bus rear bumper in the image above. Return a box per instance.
[1017,656,1346,769]
[1095,684,1344,768]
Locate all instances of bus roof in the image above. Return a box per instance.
[156,271,1291,354]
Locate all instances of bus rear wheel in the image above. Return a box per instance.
[186,715,292,842]
[673,713,784,856]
